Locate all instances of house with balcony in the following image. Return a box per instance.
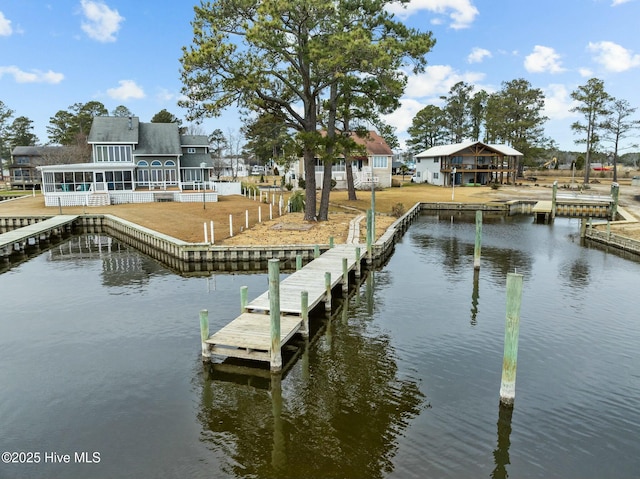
[9,145,79,189]
[294,130,393,189]
[38,116,239,207]
[413,141,523,186]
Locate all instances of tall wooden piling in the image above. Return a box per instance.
[325,272,332,311]
[610,182,619,219]
[474,210,482,270]
[551,180,558,220]
[240,285,248,313]
[268,259,282,371]
[301,290,309,338]
[355,246,361,278]
[499,272,523,406]
[342,257,348,293]
[296,254,302,271]
[199,309,210,360]
[366,209,373,262]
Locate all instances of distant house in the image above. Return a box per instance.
[9,145,79,189]
[9,146,47,189]
[413,141,523,186]
[293,130,393,189]
[38,116,240,207]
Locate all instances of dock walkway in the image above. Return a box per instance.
[0,215,78,257]
[205,244,362,365]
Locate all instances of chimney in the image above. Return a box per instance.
[128,116,133,130]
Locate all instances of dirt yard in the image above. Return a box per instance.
[2,176,640,244]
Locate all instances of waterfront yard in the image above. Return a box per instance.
[1,176,640,244]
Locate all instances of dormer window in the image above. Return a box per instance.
[187,147,196,154]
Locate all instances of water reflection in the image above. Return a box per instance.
[491,404,514,479]
[471,269,480,325]
[197,291,426,479]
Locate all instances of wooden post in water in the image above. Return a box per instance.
[199,309,210,360]
[296,254,302,271]
[268,259,282,371]
[240,285,248,313]
[610,182,619,219]
[324,272,332,311]
[314,245,320,259]
[474,210,482,270]
[301,290,309,338]
[499,272,523,406]
[366,209,373,263]
[551,180,558,220]
[342,257,348,293]
[355,246,361,278]
[580,218,587,238]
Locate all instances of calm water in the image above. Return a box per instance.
[1,214,639,479]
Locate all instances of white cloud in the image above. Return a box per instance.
[0,11,12,36]
[386,0,479,29]
[80,0,124,43]
[542,84,577,120]
[0,65,64,84]
[467,47,491,64]
[611,0,633,5]
[404,64,486,98]
[578,67,593,77]
[524,45,565,73]
[107,80,145,100]
[383,98,426,136]
[587,41,640,72]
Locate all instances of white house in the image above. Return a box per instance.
[294,130,394,189]
[414,141,523,186]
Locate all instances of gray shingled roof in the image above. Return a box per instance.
[136,123,182,156]
[88,116,140,144]
[180,135,209,147]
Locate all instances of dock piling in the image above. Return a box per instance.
[268,259,282,371]
[301,290,309,338]
[240,285,248,313]
[499,272,523,406]
[342,257,348,293]
[474,210,482,270]
[355,247,361,278]
[296,254,302,271]
[199,309,210,360]
[324,272,332,311]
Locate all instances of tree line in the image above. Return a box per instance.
[406,77,639,184]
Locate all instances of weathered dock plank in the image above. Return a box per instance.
[206,313,302,361]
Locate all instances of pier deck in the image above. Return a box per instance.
[0,215,78,256]
[205,244,362,364]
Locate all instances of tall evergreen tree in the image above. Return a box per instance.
[571,78,612,184]
[179,0,434,220]
[603,98,639,182]
[406,105,447,152]
[441,81,473,143]
[8,116,39,146]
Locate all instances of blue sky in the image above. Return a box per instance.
[1,0,639,152]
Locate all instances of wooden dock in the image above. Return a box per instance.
[204,244,362,368]
[532,200,553,224]
[0,215,78,257]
